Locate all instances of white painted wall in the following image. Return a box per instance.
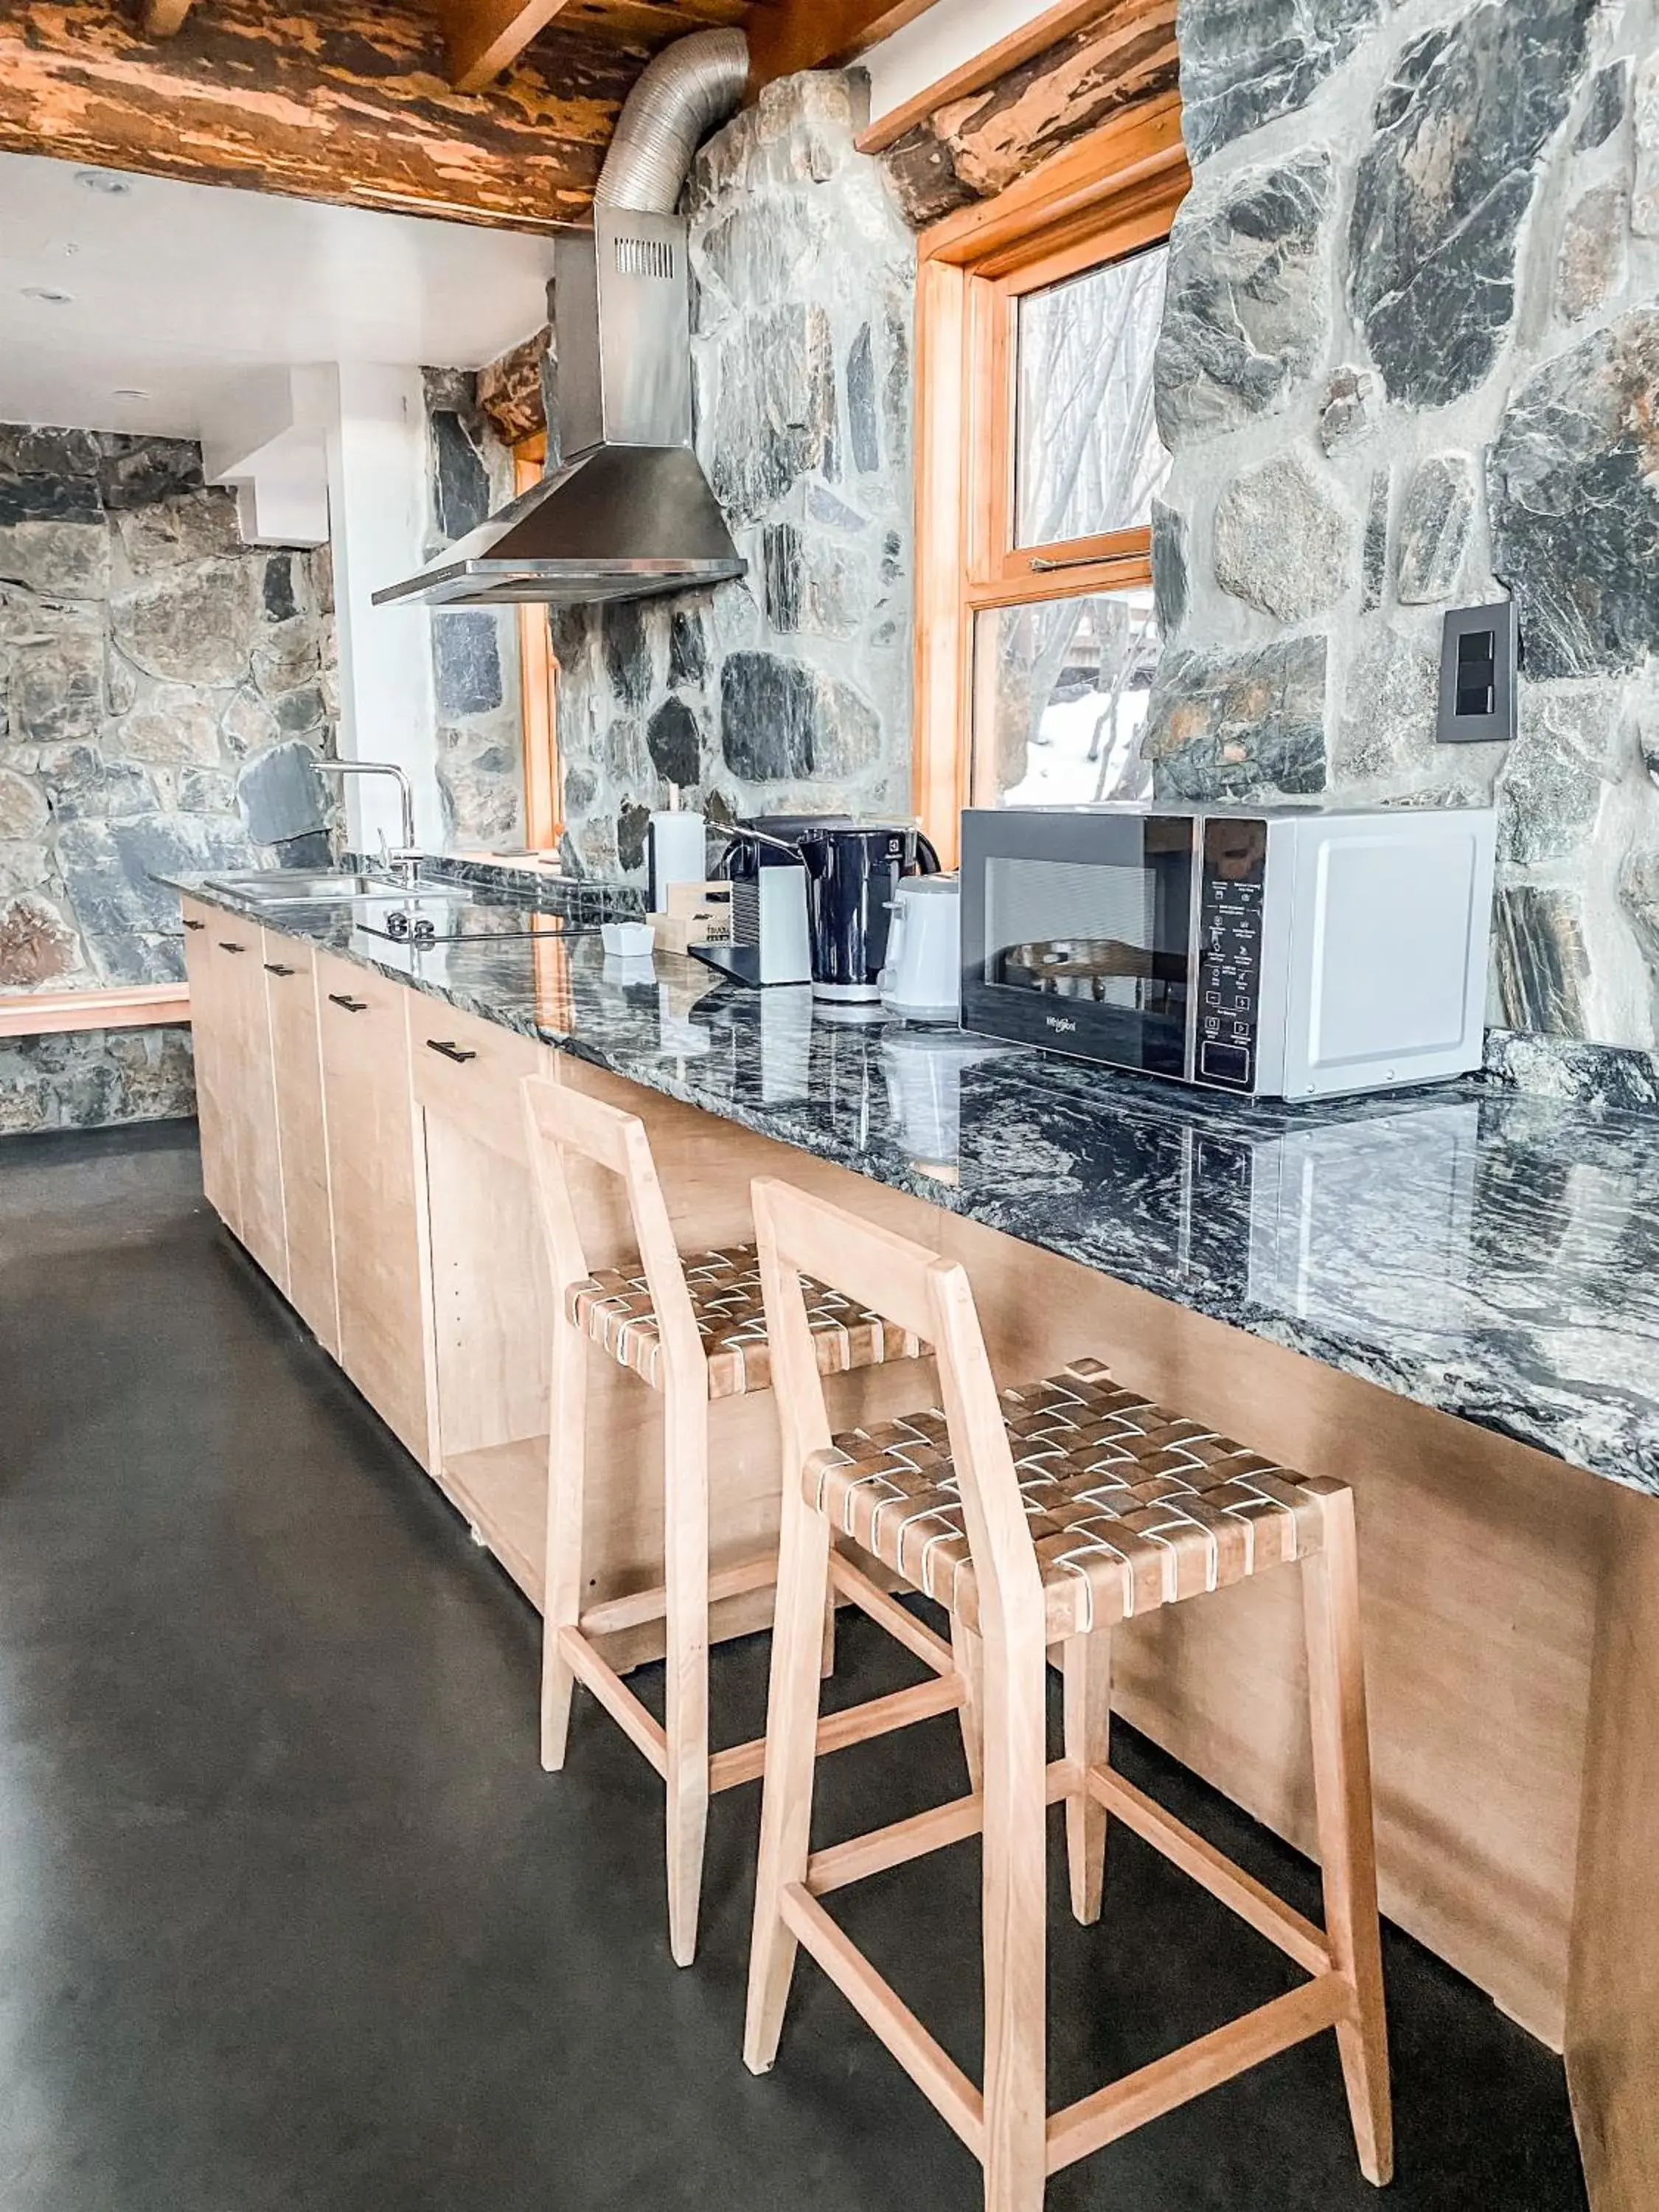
[321,363,442,855]
[861,0,1063,127]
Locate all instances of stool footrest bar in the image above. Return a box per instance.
[578,1550,779,1640]
[1085,1764,1332,1977]
[1046,1972,1351,2175]
[556,1627,669,1778]
[780,1882,986,2157]
[709,1672,967,1794]
[807,1760,1077,1897]
[830,1554,956,1675]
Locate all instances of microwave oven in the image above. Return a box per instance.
[958,803,1497,1099]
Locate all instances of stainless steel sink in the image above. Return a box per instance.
[205,870,404,905]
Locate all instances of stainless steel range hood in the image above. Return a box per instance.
[375,30,748,613]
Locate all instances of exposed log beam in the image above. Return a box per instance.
[0,0,630,232]
[745,0,940,94]
[441,0,571,93]
[140,0,196,34]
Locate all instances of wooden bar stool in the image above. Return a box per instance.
[745,1178,1393,2211]
[521,1078,951,1966]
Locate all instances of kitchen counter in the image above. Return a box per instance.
[161,868,1659,1498]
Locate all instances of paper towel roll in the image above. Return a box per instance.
[647,810,706,912]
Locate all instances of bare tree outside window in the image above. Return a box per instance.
[976,244,1169,806]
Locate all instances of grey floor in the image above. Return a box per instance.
[0,1120,1590,2211]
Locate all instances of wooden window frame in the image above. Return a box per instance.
[911,92,1190,864]
[514,435,563,852]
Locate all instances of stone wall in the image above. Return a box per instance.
[1150,0,1659,1051]
[552,73,917,878]
[0,426,336,1132]
[421,372,525,852]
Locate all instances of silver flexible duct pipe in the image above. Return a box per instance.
[594,27,750,215]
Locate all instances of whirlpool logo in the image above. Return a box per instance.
[1045,1014,1079,1035]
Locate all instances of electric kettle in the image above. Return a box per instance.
[796,822,941,1004]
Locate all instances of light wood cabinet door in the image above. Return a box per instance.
[261,931,338,1357]
[180,897,240,1233]
[316,949,436,1467]
[209,914,287,1291]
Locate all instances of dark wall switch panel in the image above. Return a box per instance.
[1437,601,1518,745]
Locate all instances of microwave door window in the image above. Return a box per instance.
[984,852,1192,1074]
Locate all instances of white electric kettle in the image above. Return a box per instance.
[879,874,961,1025]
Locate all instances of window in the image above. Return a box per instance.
[514,437,563,851]
[912,97,1189,862]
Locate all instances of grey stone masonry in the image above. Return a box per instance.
[420,372,524,852]
[552,73,915,880]
[1152,0,1659,1056]
[0,428,334,1021]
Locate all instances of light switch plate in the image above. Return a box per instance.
[1437,601,1518,745]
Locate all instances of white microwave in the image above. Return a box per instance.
[959,803,1497,1099]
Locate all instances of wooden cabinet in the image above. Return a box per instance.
[179,897,241,1233]
[212,915,287,1290]
[261,932,338,1356]
[181,895,285,1287]
[315,948,437,1467]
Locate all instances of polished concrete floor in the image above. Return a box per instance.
[0,1120,1590,2211]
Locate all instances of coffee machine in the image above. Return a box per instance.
[693,816,940,998]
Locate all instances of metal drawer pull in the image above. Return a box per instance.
[426,1040,477,1065]
[265,962,297,978]
[184,918,205,931]
[328,992,369,1013]
[219,940,246,953]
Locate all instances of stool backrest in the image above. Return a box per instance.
[522,1075,708,1402]
[751,1176,1046,1649]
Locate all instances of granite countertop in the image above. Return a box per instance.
[163,869,1659,1499]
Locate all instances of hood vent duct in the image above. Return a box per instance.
[375,28,749,612]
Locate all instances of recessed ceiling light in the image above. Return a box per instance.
[21,286,74,305]
[112,387,152,400]
[75,170,131,195]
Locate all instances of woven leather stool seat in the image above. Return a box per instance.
[807,1361,1329,1641]
[568,1242,922,1401]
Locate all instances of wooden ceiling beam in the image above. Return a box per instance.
[440,0,572,93]
[0,0,627,232]
[140,0,197,34]
[745,0,940,94]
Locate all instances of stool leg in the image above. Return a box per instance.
[745,1472,832,2074]
[663,1382,712,1968]
[1304,1489,1394,2188]
[540,1319,588,1773]
[980,1629,1049,2212]
[1062,1630,1111,1926]
[952,1617,985,1793]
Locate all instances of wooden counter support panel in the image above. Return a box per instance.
[1568,1488,1659,2210]
[201,912,287,1291]
[315,951,438,1470]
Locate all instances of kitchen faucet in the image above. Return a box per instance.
[310,757,422,888]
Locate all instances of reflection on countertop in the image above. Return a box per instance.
[160,870,1659,1497]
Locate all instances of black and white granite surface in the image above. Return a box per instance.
[160,871,1659,1500]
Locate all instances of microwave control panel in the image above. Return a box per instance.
[1197,818,1267,1091]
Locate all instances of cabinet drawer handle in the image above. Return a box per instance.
[219,940,246,954]
[184,918,205,931]
[265,962,297,978]
[328,992,369,1014]
[425,1039,477,1065]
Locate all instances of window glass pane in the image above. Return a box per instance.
[1014,244,1170,549]
[973,588,1159,807]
